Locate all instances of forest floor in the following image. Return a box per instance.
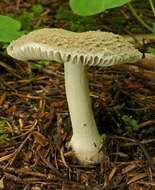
[0,0,155,189]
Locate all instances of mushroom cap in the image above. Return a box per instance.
[7,28,142,66]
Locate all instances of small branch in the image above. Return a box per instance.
[0,61,22,79]
[127,3,152,32]
[149,0,155,17]
[139,120,155,128]
[5,120,38,167]
[124,34,155,48]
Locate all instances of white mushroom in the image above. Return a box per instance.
[7,28,143,164]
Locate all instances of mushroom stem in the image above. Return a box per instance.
[64,61,104,164]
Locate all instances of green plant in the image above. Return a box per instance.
[18,4,44,30]
[70,0,155,56]
[18,12,34,30]
[0,134,9,144]
[148,22,155,55]
[0,117,11,144]
[148,47,155,55]
[30,60,50,71]
[69,0,131,16]
[69,0,155,33]
[31,4,44,16]
[122,115,139,130]
[56,6,97,31]
[127,0,155,34]
[127,2,152,32]
[0,15,23,43]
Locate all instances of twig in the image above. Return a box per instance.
[149,0,155,17]
[136,141,155,172]
[16,0,21,11]
[0,61,22,79]
[37,151,62,176]
[0,165,58,180]
[124,34,155,47]
[60,146,68,168]
[127,3,152,32]
[139,120,155,128]
[5,120,38,167]
[129,53,155,71]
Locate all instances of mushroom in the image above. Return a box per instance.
[7,28,142,164]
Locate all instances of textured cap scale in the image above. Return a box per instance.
[7,28,142,66]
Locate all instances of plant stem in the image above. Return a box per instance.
[149,0,155,17]
[127,3,152,32]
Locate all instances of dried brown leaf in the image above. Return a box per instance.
[127,173,147,185]
[0,152,15,162]
[122,163,138,174]
[108,166,117,182]
[32,131,48,147]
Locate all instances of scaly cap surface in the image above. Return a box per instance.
[7,28,142,66]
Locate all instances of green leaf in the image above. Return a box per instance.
[148,47,155,55]
[122,115,139,129]
[18,12,34,30]
[0,15,23,43]
[69,0,131,16]
[103,0,131,9]
[31,4,44,16]
[152,22,155,35]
